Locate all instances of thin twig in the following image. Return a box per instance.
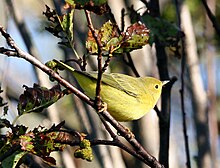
[102,46,113,72]
[84,10,103,110]
[99,114,118,140]
[102,56,111,72]
[201,0,220,37]
[147,1,171,167]
[82,54,87,71]
[174,0,191,167]
[101,111,165,168]
[0,47,17,56]
[121,8,125,32]
[107,5,140,77]
[90,139,149,164]
[65,58,84,70]
[51,124,152,165]
[54,137,148,165]
[124,53,140,77]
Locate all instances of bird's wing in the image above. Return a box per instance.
[87,72,139,97]
[53,60,139,97]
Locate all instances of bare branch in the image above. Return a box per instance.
[0,47,17,56]
[173,0,191,167]
[101,111,164,168]
[181,5,211,167]
[84,10,103,110]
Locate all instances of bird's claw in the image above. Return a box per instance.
[98,102,107,113]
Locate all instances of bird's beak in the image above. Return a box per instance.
[162,80,169,87]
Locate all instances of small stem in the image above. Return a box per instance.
[101,111,165,168]
[102,47,113,72]
[174,0,191,167]
[84,10,103,110]
[121,8,125,32]
[82,54,87,71]
[91,139,148,164]
[99,114,118,140]
[108,6,140,77]
[125,53,140,77]
[102,56,111,72]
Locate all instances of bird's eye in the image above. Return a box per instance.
[155,84,159,89]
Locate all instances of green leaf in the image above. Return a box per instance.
[45,60,59,70]
[58,8,74,47]
[43,5,75,50]
[17,123,67,165]
[74,139,93,162]
[20,133,35,153]
[86,35,98,54]
[100,21,115,43]
[2,151,27,168]
[74,147,93,162]
[79,139,91,148]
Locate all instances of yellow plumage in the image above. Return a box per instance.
[54,60,165,122]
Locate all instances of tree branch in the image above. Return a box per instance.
[101,111,164,168]
[84,10,103,110]
[174,0,191,167]
[181,5,211,167]
[107,4,140,77]
[147,1,171,167]
[0,26,94,108]
[0,25,164,168]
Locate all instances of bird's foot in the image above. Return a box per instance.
[97,102,107,113]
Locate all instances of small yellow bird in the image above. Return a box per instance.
[54,60,167,122]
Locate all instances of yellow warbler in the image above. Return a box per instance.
[54,60,167,122]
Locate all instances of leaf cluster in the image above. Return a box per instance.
[0,83,89,167]
[43,5,74,48]
[129,6,184,57]
[86,21,150,54]
[0,116,87,167]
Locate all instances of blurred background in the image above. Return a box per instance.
[0,0,219,167]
